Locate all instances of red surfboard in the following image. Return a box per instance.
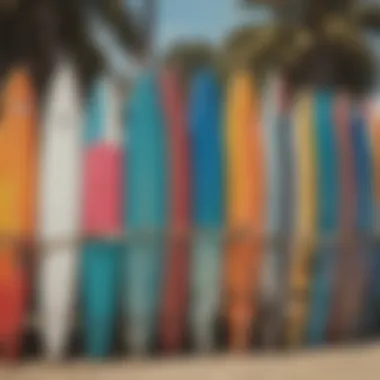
[159,68,190,351]
[326,94,356,341]
[0,68,37,359]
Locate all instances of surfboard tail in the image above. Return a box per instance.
[360,248,380,336]
[190,234,222,351]
[328,246,365,341]
[285,239,315,347]
[39,247,77,360]
[258,245,286,348]
[125,241,163,354]
[306,248,337,345]
[0,248,27,359]
[225,239,262,351]
[326,241,350,341]
[160,239,189,352]
[82,241,120,357]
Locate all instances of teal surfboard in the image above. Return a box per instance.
[123,72,168,354]
[81,76,123,357]
[188,69,223,350]
[306,91,340,344]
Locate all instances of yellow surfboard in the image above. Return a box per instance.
[0,68,37,358]
[285,91,316,346]
[224,70,266,350]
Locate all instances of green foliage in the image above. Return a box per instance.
[227,1,375,93]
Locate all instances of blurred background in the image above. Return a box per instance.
[2,0,380,371]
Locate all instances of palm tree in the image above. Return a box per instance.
[234,0,375,92]
[90,0,147,57]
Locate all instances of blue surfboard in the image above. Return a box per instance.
[306,90,340,345]
[349,105,375,337]
[268,82,294,346]
[188,69,224,351]
[81,76,123,358]
[123,72,168,354]
[362,31,380,338]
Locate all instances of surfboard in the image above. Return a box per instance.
[270,81,296,347]
[326,94,356,341]
[81,76,123,357]
[366,98,380,335]
[38,58,83,360]
[360,31,380,339]
[285,90,316,347]
[306,91,340,345]
[0,68,36,359]
[124,72,168,354]
[188,69,223,351]
[257,75,288,347]
[158,68,190,352]
[349,103,375,337]
[224,70,266,350]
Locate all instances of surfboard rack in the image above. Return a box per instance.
[0,231,377,251]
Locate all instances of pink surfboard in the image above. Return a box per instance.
[83,145,122,236]
[81,77,123,357]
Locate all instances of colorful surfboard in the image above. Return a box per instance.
[0,68,36,358]
[286,90,316,347]
[38,58,83,359]
[224,71,266,350]
[188,69,223,351]
[124,72,168,354]
[361,31,380,338]
[306,91,339,345]
[327,94,356,341]
[366,98,380,335]
[272,81,296,347]
[349,103,375,337]
[81,76,123,357]
[258,75,288,347]
[159,68,190,352]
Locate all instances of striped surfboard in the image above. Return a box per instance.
[81,76,123,357]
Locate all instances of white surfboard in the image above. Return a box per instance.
[37,58,83,360]
[258,74,282,346]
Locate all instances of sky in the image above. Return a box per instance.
[94,0,273,78]
[154,0,273,51]
[126,0,274,52]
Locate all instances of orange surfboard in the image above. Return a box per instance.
[224,71,266,350]
[0,68,37,359]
